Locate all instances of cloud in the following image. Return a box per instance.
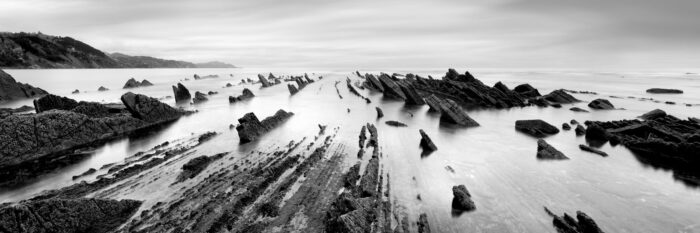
[1,0,698,70]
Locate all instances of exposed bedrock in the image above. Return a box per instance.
[400,83,425,105]
[579,144,608,157]
[0,69,48,102]
[586,114,700,187]
[515,119,560,138]
[287,84,299,95]
[646,88,683,94]
[588,98,615,110]
[175,152,226,183]
[235,109,294,143]
[0,198,142,233]
[229,88,255,103]
[0,93,185,186]
[544,208,606,233]
[543,89,580,104]
[419,129,438,152]
[451,184,476,211]
[537,139,569,160]
[378,73,407,99]
[172,83,191,102]
[123,77,153,89]
[364,74,384,92]
[428,96,479,127]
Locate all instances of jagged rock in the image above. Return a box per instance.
[258,74,272,87]
[72,168,96,180]
[229,88,255,103]
[71,89,80,94]
[563,123,571,130]
[121,92,184,123]
[417,213,431,233]
[33,94,78,112]
[513,84,541,98]
[359,157,380,197]
[429,97,479,127]
[543,89,579,103]
[400,83,425,105]
[193,91,208,103]
[646,88,683,94]
[365,124,378,149]
[385,120,407,127]
[575,124,586,136]
[639,109,666,120]
[571,119,579,125]
[537,139,569,160]
[236,110,294,143]
[0,198,142,233]
[515,119,560,138]
[451,185,476,211]
[365,74,384,92]
[287,84,299,95]
[97,86,109,91]
[588,99,614,110]
[0,69,48,102]
[419,129,437,151]
[122,78,153,89]
[424,94,442,112]
[545,208,606,233]
[378,74,406,99]
[570,107,589,113]
[172,83,191,102]
[375,107,384,118]
[579,144,608,157]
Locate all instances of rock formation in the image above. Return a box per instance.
[419,129,438,152]
[0,69,48,102]
[236,110,294,143]
[579,144,608,157]
[258,74,272,87]
[544,208,606,233]
[400,83,425,105]
[588,99,614,110]
[377,74,407,99]
[123,78,153,89]
[121,92,184,123]
[375,107,384,118]
[515,119,560,138]
[229,88,255,103]
[0,198,142,233]
[639,109,666,120]
[537,139,568,160]
[570,107,589,113]
[451,184,476,211]
[646,88,683,94]
[98,86,109,91]
[287,84,299,95]
[385,120,407,127]
[172,83,191,102]
[563,123,571,130]
[193,91,208,103]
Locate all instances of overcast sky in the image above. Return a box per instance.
[1,0,699,70]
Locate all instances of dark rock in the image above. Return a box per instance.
[123,78,153,89]
[121,92,184,123]
[207,91,218,95]
[513,84,541,98]
[570,107,589,113]
[0,69,48,102]
[575,124,586,136]
[579,144,608,157]
[375,107,384,118]
[378,74,406,99]
[359,157,379,197]
[537,139,569,160]
[451,185,475,211]
[665,101,675,105]
[400,83,425,105]
[72,168,97,180]
[545,208,606,233]
[433,97,479,127]
[229,88,255,103]
[417,213,431,233]
[171,83,191,102]
[71,89,80,94]
[193,91,208,103]
[588,99,614,110]
[0,198,142,233]
[515,119,560,138]
[176,153,226,182]
[571,119,579,125]
[258,74,272,87]
[33,94,78,113]
[424,94,443,112]
[419,129,438,151]
[385,120,407,127]
[236,110,294,143]
[287,84,299,95]
[226,83,233,87]
[563,123,571,130]
[97,86,109,91]
[639,109,666,120]
[543,89,579,104]
[585,124,609,142]
[646,88,683,94]
[365,74,384,92]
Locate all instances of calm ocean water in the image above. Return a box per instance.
[1,68,699,232]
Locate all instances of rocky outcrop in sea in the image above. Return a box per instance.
[0,69,48,102]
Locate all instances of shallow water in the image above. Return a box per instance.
[1,68,699,232]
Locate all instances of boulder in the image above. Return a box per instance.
[537,139,569,160]
[588,99,614,110]
[575,124,586,136]
[579,144,608,157]
[562,123,571,130]
[193,91,208,103]
[0,69,48,102]
[543,89,579,103]
[513,84,541,98]
[584,123,608,142]
[419,129,438,151]
[71,89,80,94]
[646,88,683,94]
[121,92,184,123]
[97,86,109,91]
[515,119,560,138]
[172,83,191,102]
[639,109,666,120]
[33,94,79,113]
[236,110,294,143]
[0,198,142,233]
[451,185,476,211]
